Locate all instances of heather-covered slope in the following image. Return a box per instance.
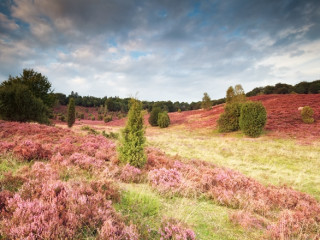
[1,121,320,239]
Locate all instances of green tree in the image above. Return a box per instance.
[234,84,246,103]
[67,98,76,128]
[148,106,162,126]
[0,69,53,124]
[226,86,235,103]
[157,111,170,128]
[118,98,146,168]
[239,101,267,137]
[201,92,212,110]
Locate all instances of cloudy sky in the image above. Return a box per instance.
[0,0,320,102]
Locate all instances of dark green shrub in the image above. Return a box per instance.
[301,106,314,124]
[118,98,146,168]
[67,98,75,127]
[104,115,113,123]
[157,112,170,128]
[59,114,66,122]
[80,113,84,119]
[102,130,119,139]
[239,101,267,137]
[148,106,162,126]
[0,82,50,124]
[91,116,95,121]
[98,114,103,120]
[218,103,242,132]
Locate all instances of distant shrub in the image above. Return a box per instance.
[301,106,314,124]
[91,116,95,121]
[85,108,88,113]
[178,109,181,113]
[80,113,84,119]
[102,130,119,140]
[98,114,103,120]
[148,106,162,126]
[239,101,267,137]
[59,114,66,122]
[218,103,242,132]
[104,115,113,123]
[81,125,99,135]
[157,112,170,128]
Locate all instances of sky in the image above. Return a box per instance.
[0,0,320,102]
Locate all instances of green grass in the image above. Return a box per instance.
[146,128,320,200]
[0,154,31,177]
[115,183,263,240]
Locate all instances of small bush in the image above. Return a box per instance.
[301,106,314,124]
[104,115,113,123]
[148,107,162,126]
[81,126,99,135]
[98,114,103,121]
[218,103,242,132]
[239,101,267,137]
[157,112,170,128]
[102,130,119,140]
[80,113,84,119]
[91,116,95,121]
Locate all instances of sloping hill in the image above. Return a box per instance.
[166,94,320,139]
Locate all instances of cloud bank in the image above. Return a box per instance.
[1,0,320,101]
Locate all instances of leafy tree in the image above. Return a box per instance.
[118,98,146,168]
[201,92,212,110]
[308,81,320,94]
[148,106,162,126]
[226,86,235,103]
[234,84,246,102]
[0,69,53,124]
[67,98,76,127]
[157,112,170,128]
[294,82,310,94]
[0,83,50,124]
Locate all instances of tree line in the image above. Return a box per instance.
[246,80,320,97]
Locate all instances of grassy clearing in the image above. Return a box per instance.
[0,154,31,177]
[146,127,320,200]
[116,183,263,240]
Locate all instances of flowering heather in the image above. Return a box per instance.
[119,163,143,183]
[0,120,117,161]
[148,168,182,193]
[67,152,104,170]
[13,140,52,161]
[1,173,131,239]
[145,148,320,238]
[159,218,196,240]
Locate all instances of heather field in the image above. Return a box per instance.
[1,95,320,239]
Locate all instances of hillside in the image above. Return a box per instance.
[87,94,320,139]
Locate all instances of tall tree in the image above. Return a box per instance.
[118,98,146,168]
[201,92,212,110]
[67,98,76,128]
[0,69,53,124]
[234,84,246,103]
[226,86,235,103]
